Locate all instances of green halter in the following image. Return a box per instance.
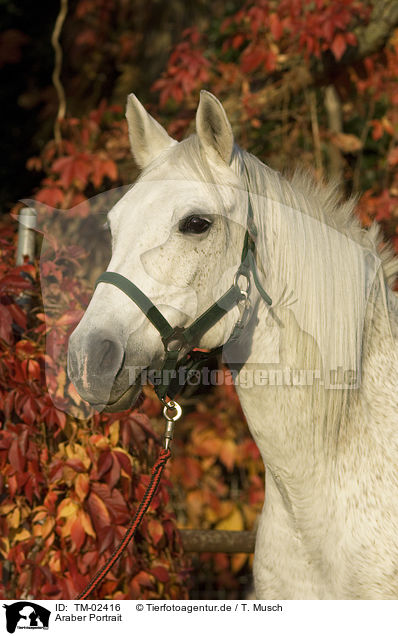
[95,190,271,402]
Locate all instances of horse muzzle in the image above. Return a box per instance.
[67,327,135,409]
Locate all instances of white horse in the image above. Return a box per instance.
[68,90,398,599]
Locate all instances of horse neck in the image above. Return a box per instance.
[236,271,397,489]
[235,298,331,485]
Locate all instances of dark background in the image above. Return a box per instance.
[0,0,225,211]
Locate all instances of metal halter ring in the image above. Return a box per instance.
[162,400,182,422]
[162,326,186,353]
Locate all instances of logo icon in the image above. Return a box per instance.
[3,602,51,633]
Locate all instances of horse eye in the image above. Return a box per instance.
[179,215,212,234]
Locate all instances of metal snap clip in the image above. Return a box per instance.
[162,399,182,422]
[162,400,182,450]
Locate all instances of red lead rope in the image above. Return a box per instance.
[75,447,172,600]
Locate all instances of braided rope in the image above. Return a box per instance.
[76,447,171,600]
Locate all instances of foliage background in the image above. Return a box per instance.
[0,0,398,599]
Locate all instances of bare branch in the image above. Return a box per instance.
[324,85,344,183]
[307,89,324,181]
[51,0,68,145]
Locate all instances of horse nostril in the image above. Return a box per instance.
[98,338,123,373]
[68,329,125,398]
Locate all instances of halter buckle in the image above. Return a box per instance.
[233,268,251,300]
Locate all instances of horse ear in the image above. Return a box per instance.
[196,90,234,165]
[126,94,177,169]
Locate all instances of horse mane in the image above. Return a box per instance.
[289,171,398,289]
[135,131,398,450]
[238,149,398,289]
[232,146,398,389]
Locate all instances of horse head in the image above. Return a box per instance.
[67,92,251,411]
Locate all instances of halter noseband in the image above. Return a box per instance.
[95,191,272,403]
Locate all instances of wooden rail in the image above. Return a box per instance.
[179,529,256,553]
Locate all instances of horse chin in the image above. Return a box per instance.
[93,382,144,413]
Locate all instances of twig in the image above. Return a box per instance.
[51,0,68,145]
[352,100,375,194]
